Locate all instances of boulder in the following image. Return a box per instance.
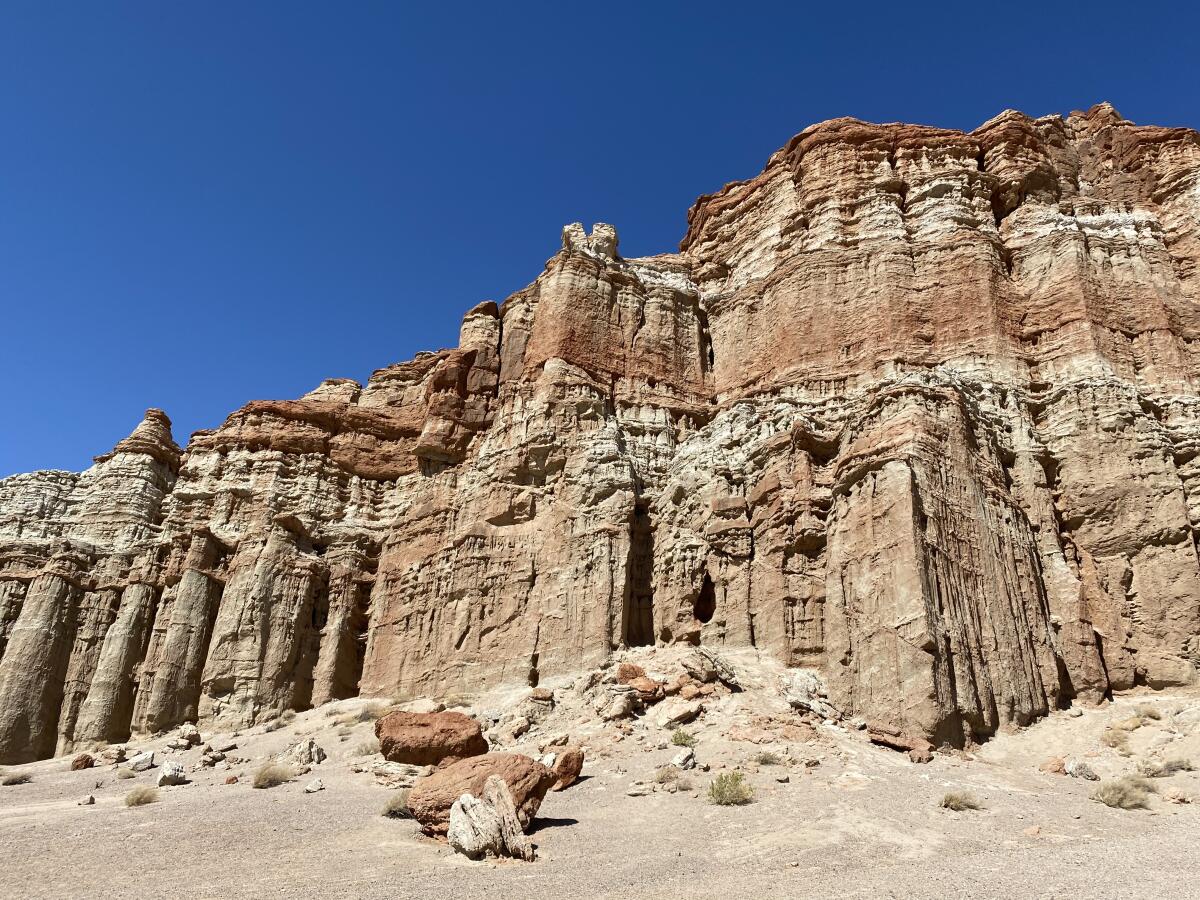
[481,775,534,860]
[548,746,584,790]
[653,698,702,729]
[127,751,155,772]
[629,676,664,701]
[70,753,94,771]
[178,723,201,745]
[407,752,556,835]
[447,776,535,861]
[448,794,504,860]
[304,778,324,794]
[276,738,326,768]
[671,748,696,770]
[156,761,187,786]
[1065,758,1099,781]
[616,662,646,685]
[375,710,488,767]
[594,688,638,721]
[868,724,933,763]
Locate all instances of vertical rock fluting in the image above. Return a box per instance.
[1,104,1199,761]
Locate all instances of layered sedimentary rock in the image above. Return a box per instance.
[2,103,1199,762]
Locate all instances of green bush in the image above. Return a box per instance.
[670,729,697,748]
[708,772,754,806]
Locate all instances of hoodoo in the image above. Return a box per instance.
[2,103,1199,762]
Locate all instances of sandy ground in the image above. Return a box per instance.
[3,653,1199,900]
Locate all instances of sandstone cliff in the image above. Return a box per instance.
[2,103,1199,762]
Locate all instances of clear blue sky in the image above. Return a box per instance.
[2,1,1198,476]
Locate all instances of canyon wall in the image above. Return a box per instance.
[2,103,1198,761]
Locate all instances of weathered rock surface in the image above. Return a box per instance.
[447,775,535,861]
[1,104,1200,762]
[407,752,555,835]
[375,710,488,767]
[547,746,585,790]
[156,761,187,786]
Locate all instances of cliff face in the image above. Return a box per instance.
[3,103,1199,762]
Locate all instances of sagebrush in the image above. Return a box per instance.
[708,772,754,806]
[124,786,159,807]
[1091,775,1156,809]
[1137,757,1194,778]
[939,791,981,811]
[671,729,697,748]
[252,762,294,789]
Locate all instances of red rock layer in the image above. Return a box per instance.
[1,104,1198,761]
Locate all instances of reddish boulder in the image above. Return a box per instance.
[407,752,556,835]
[375,710,488,767]
[70,753,94,771]
[1039,756,1066,775]
[549,746,584,791]
[616,662,646,685]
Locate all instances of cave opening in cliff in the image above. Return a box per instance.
[694,574,716,624]
[622,501,655,647]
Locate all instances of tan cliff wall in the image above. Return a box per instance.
[1,103,1198,762]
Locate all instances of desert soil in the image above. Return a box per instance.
[2,653,1199,900]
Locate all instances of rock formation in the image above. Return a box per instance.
[1,103,1199,762]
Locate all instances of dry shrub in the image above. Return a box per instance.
[753,751,781,766]
[354,738,381,757]
[116,768,136,780]
[1101,728,1131,754]
[654,766,681,784]
[1135,704,1162,721]
[124,786,159,807]
[279,709,297,724]
[1092,775,1156,809]
[357,702,388,723]
[2,773,32,786]
[708,771,754,806]
[940,791,982,811]
[671,729,697,748]
[381,789,412,819]
[1137,757,1195,778]
[675,776,694,792]
[261,719,281,734]
[252,762,294,789]
[1112,716,1143,732]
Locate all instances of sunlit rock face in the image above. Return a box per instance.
[2,103,1199,761]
